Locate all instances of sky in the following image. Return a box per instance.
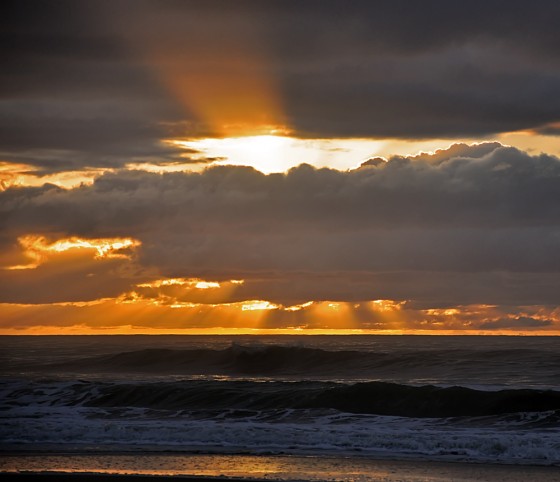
[1,0,560,334]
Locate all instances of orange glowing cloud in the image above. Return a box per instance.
[1,234,559,334]
[137,277,243,290]
[133,277,245,306]
[5,235,141,270]
[0,294,559,335]
[0,161,109,190]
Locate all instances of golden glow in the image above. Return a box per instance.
[136,277,235,290]
[157,62,286,137]
[174,135,296,173]
[117,8,287,138]
[424,308,461,316]
[137,278,190,288]
[1,325,558,336]
[194,280,221,289]
[47,238,137,258]
[133,277,245,307]
[372,299,405,312]
[0,161,108,190]
[497,130,560,157]
[2,134,559,191]
[173,136,388,173]
[285,301,314,312]
[2,234,559,335]
[124,160,209,174]
[6,235,140,270]
[0,297,558,335]
[173,135,554,174]
[241,300,279,311]
[3,135,558,190]
[0,324,424,336]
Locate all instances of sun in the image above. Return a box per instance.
[178,135,295,173]
[220,135,293,173]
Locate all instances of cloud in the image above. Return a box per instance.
[1,143,560,307]
[479,316,553,329]
[0,235,146,303]
[2,1,560,171]
[1,297,558,333]
[532,123,560,137]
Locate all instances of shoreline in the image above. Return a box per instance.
[1,453,559,482]
[3,448,559,465]
[2,475,266,482]
[2,446,559,467]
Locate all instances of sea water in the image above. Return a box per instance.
[1,335,559,466]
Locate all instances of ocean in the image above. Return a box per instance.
[1,335,559,473]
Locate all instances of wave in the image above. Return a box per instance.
[60,344,380,374]
[2,378,559,464]
[88,380,560,418]
[42,344,560,383]
[5,377,557,419]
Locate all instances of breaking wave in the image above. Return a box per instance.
[4,378,559,419]
[86,380,560,419]
[2,377,559,464]
[41,343,560,387]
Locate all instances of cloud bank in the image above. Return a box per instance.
[2,144,559,321]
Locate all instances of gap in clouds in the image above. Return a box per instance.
[4,131,560,190]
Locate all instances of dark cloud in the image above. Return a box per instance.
[2,1,560,170]
[2,143,560,305]
[533,123,560,137]
[479,316,553,330]
[0,251,140,304]
[393,143,503,165]
[125,271,560,308]
[1,0,185,170]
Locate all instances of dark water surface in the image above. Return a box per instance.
[1,335,559,465]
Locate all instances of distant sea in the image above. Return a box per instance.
[1,335,559,468]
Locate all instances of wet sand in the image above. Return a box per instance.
[1,454,559,482]
[2,475,255,482]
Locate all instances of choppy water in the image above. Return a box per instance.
[1,335,559,465]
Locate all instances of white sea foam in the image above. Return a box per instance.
[1,397,559,465]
